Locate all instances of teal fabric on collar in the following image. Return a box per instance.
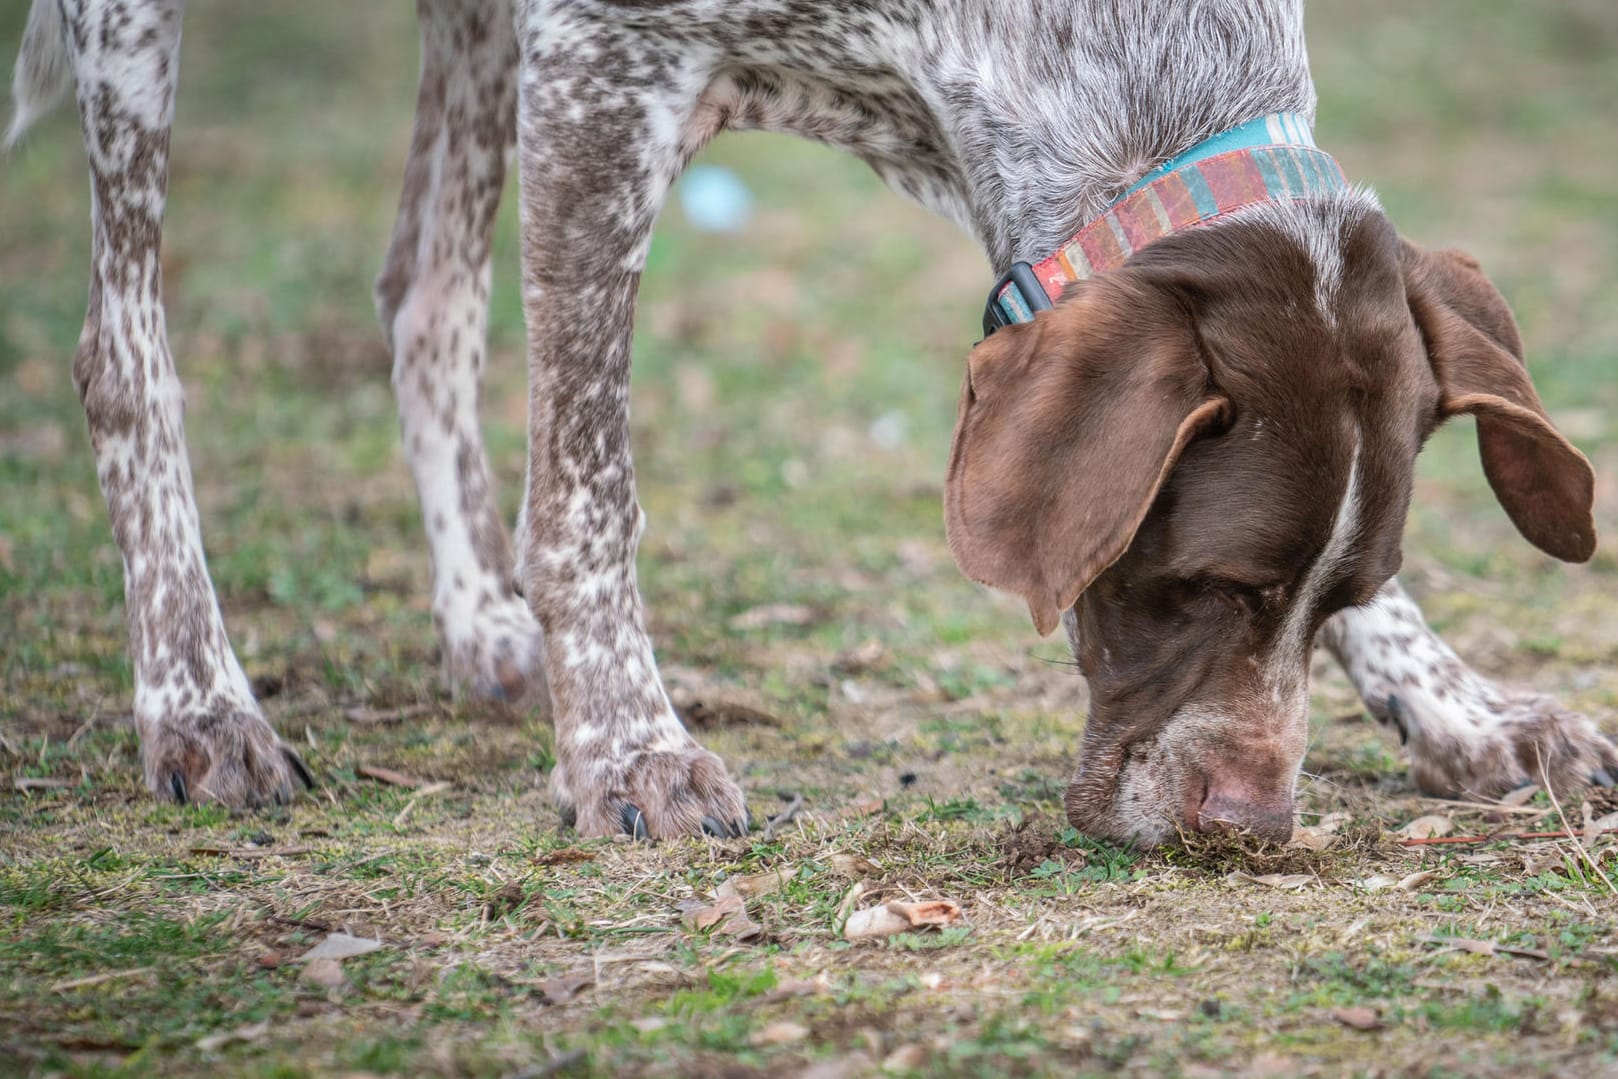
[982,112,1343,336]
[1124,112,1317,196]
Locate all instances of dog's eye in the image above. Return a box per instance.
[1200,578,1279,614]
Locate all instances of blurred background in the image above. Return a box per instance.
[2,0,1616,750]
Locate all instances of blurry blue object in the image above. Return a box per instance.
[679,165,754,232]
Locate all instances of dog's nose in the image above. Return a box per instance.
[1192,787,1294,842]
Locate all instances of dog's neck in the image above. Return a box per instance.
[929,1,1318,268]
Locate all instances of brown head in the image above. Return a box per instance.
[945,196,1596,846]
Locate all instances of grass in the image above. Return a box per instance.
[4,0,1618,1075]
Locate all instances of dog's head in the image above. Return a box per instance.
[945,196,1596,846]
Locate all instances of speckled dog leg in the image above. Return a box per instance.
[62,0,307,805]
[513,4,746,838]
[1322,579,1617,799]
[376,0,548,713]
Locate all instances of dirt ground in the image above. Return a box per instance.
[3,2,1618,1076]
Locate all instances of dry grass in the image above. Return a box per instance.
[4,1,1618,1075]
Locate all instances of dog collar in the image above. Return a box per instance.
[982,113,1346,335]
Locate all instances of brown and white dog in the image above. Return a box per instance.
[9,0,1612,845]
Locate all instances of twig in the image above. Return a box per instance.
[1410,796,1550,817]
[1399,830,1586,847]
[1539,750,1617,898]
[762,791,805,842]
[50,967,154,993]
[266,913,334,933]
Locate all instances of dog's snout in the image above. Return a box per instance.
[1192,785,1295,842]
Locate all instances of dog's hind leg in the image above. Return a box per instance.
[377,0,549,712]
[1322,578,1617,799]
[513,4,747,839]
[58,0,308,804]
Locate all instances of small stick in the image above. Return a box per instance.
[1399,830,1583,847]
[762,791,806,842]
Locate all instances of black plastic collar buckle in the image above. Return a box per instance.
[981,260,1053,338]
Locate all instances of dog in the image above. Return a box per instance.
[10,0,1612,845]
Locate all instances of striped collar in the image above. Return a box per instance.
[982,113,1345,335]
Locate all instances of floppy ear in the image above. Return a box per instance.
[944,274,1230,635]
[1401,241,1597,562]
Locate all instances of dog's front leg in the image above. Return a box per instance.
[59,0,309,805]
[512,9,746,839]
[1322,579,1617,799]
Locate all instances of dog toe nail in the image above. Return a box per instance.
[735,813,751,838]
[621,803,649,840]
[283,747,315,790]
[170,773,188,805]
[701,815,725,837]
[1593,768,1615,788]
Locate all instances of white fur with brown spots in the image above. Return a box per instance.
[9,0,1610,841]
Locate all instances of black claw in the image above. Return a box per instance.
[736,812,752,838]
[1593,768,1615,788]
[558,803,578,829]
[621,803,649,840]
[701,815,726,838]
[283,747,316,790]
[1383,695,1409,745]
[170,772,189,805]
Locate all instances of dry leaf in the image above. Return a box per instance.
[830,853,881,878]
[1332,1006,1381,1031]
[717,867,792,899]
[1395,870,1438,892]
[537,971,593,1005]
[1500,784,1541,807]
[484,882,526,920]
[844,899,963,941]
[195,1020,270,1052]
[533,848,596,867]
[1423,935,1548,961]
[1358,875,1398,892]
[1398,814,1454,839]
[356,764,423,788]
[1314,812,1352,834]
[301,958,346,989]
[750,1021,809,1046]
[1227,872,1313,890]
[1288,826,1338,852]
[675,694,783,729]
[298,933,383,962]
[759,977,825,1005]
[679,894,762,941]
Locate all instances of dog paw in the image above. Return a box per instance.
[140,706,314,807]
[443,596,550,715]
[552,744,748,840]
[1395,690,1618,800]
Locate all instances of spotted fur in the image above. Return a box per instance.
[9,0,1607,837]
